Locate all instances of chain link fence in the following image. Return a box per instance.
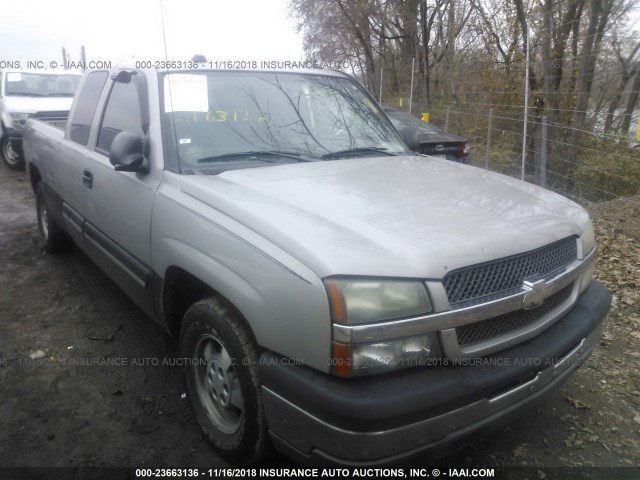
[433,105,640,246]
[381,68,640,210]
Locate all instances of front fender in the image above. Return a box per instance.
[151,181,333,373]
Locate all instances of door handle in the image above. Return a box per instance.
[82,169,93,188]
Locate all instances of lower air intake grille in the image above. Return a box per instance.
[455,284,574,347]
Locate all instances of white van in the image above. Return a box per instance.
[0,69,81,169]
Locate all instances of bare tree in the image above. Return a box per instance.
[289,0,639,140]
[620,69,640,134]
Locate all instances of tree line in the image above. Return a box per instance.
[289,0,640,138]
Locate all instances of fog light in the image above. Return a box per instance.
[332,333,441,377]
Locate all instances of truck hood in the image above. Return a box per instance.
[2,95,74,115]
[179,156,590,279]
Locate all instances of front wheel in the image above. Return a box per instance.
[1,134,24,170]
[180,298,267,464]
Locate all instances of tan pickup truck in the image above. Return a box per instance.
[24,61,610,465]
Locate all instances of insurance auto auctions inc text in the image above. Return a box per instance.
[205,468,495,478]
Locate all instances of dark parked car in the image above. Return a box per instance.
[384,106,470,163]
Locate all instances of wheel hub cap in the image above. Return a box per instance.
[206,359,232,408]
[193,334,244,434]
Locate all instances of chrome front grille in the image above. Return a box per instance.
[443,237,578,306]
[455,284,574,347]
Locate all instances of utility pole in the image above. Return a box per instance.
[521,27,530,181]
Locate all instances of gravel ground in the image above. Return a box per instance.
[0,164,638,480]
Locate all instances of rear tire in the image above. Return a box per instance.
[180,298,267,464]
[1,133,25,170]
[36,183,72,253]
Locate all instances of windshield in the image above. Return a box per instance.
[162,71,409,172]
[4,72,81,96]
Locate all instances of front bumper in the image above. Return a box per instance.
[260,280,610,465]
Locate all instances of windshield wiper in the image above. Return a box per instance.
[320,147,396,159]
[197,150,313,164]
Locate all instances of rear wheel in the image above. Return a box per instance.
[36,183,71,253]
[180,298,267,464]
[1,134,24,170]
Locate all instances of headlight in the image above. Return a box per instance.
[579,263,595,294]
[9,112,29,129]
[581,220,595,257]
[579,221,596,294]
[325,278,432,324]
[332,334,442,377]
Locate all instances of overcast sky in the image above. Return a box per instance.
[0,0,304,66]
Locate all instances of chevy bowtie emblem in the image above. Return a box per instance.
[436,144,444,150]
[523,279,551,310]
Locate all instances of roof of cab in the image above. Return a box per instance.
[1,69,82,76]
[107,59,350,79]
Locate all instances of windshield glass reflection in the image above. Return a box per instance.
[162,71,408,172]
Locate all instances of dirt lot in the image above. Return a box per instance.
[0,164,639,479]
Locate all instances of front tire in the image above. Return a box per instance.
[180,298,267,464]
[36,183,72,253]
[1,134,24,170]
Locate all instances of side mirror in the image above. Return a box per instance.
[109,131,149,174]
[396,125,420,152]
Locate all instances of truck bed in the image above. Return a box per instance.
[29,110,69,131]
[23,113,67,167]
